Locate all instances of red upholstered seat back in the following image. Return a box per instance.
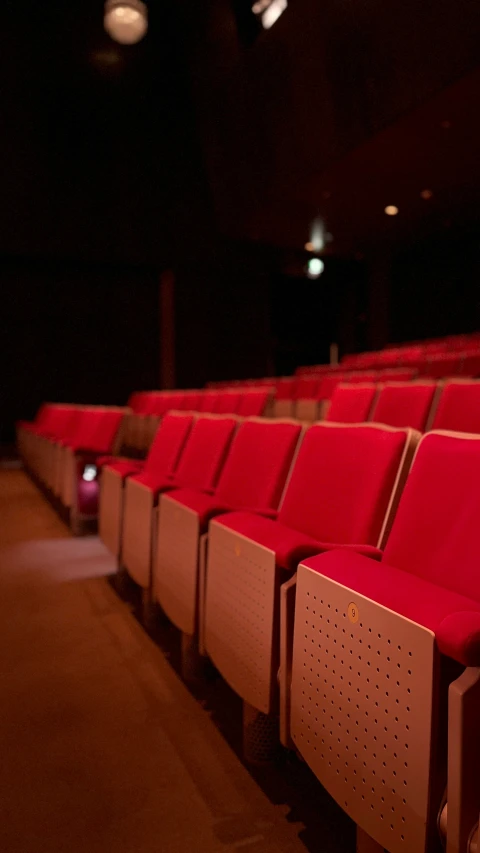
[127,392,143,411]
[237,390,270,416]
[347,370,378,384]
[89,410,124,453]
[371,382,437,431]
[278,424,410,546]
[214,419,302,510]
[174,415,237,491]
[146,393,169,416]
[182,391,201,411]
[377,368,417,383]
[295,377,320,399]
[168,391,186,410]
[37,404,58,433]
[425,353,461,378]
[275,378,296,401]
[137,392,157,414]
[431,381,480,434]
[326,383,377,423]
[72,409,106,448]
[317,374,344,401]
[199,390,221,412]
[383,431,480,602]
[144,412,193,476]
[46,406,75,438]
[214,391,241,414]
[459,353,480,377]
[35,403,53,427]
[61,408,92,444]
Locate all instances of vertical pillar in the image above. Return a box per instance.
[160,269,176,390]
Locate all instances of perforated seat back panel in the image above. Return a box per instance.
[291,566,436,853]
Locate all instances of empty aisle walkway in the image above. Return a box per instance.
[0,469,317,853]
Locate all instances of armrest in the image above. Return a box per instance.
[337,543,383,561]
[315,542,383,561]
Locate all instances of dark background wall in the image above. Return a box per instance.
[1,0,479,443]
[390,228,480,344]
[0,262,159,442]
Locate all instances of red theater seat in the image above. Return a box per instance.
[325,383,377,423]
[290,430,480,853]
[236,389,272,417]
[371,380,439,431]
[213,390,241,414]
[204,423,418,717]
[198,390,221,413]
[100,411,194,561]
[119,415,238,592]
[273,378,297,417]
[431,379,480,433]
[459,352,480,377]
[61,409,126,529]
[153,418,303,641]
[424,352,461,378]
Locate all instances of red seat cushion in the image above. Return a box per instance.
[129,471,176,495]
[104,460,145,478]
[303,550,480,666]
[216,512,326,570]
[216,512,383,571]
[165,487,231,529]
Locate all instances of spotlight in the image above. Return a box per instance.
[307,258,325,279]
[252,0,288,29]
[104,0,148,45]
[385,205,399,216]
[83,464,97,482]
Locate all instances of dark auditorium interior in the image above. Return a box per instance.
[2,0,480,851]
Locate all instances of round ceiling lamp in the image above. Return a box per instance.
[307,258,325,279]
[104,0,148,45]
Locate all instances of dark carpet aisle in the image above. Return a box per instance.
[0,469,311,853]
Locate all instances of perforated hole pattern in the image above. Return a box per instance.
[205,522,278,713]
[290,567,435,853]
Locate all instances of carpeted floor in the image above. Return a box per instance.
[0,469,353,853]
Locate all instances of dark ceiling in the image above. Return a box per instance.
[0,0,201,265]
[1,0,479,265]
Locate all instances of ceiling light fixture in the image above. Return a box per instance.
[307,258,325,279]
[104,0,148,45]
[384,205,399,216]
[252,0,288,29]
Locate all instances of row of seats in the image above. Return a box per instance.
[297,330,480,372]
[99,402,480,853]
[17,403,127,533]
[124,387,273,453]
[18,379,480,537]
[325,379,480,433]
